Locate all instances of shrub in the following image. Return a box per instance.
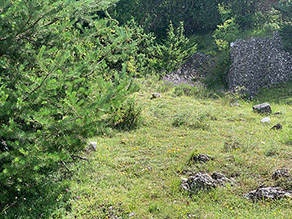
[110,98,142,130]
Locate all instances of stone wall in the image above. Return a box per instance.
[228,32,292,97]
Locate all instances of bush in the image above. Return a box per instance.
[110,98,142,130]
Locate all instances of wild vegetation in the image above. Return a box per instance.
[0,0,292,218]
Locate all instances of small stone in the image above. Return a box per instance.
[272,168,289,180]
[244,187,292,200]
[151,93,161,99]
[260,117,271,123]
[271,123,282,130]
[129,212,136,217]
[88,142,97,151]
[231,102,241,107]
[253,103,272,114]
[274,111,282,115]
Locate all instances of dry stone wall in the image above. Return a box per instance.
[228,32,292,97]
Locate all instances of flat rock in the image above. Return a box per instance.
[272,168,290,180]
[244,187,292,200]
[253,103,272,114]
[260,117,271,123]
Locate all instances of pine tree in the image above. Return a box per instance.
[275,1,292,52]
[0,0,143,206]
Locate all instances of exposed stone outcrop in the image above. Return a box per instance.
[163,53,213,85]
[244,187,292,200]
[228,32,292,97]
[181,172,232,192]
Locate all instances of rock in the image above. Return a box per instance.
[87,142,97,152]
[190,154,212,163]
[260,117,271,123]
[231,102,241,107]
[181,173,217,191]
[181,172,232,192]
[253,103,272,114]
[151,93,161,99]
[211,172,232,186]
[272,168,289,180]
[271,123,282,130]
[129,212,136,217]
[274,111,282,115]
[244,187,292,200]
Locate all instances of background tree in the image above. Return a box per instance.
[275,0,292,52]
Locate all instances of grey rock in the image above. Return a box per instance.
[190,154,212,163]
[260,117,271,123]
[244,187,292,200]
[151,93,161,99]
[129,212,136,217]
[182,173,217,191]
[211,172,232,186]
[272,168,290,180]
[181,172,232,192]
[253,103,272,114]
[231,102,241,107]
[87,142,97,151]
[228,32,292,97]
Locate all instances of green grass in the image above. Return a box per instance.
[3,79,292,218]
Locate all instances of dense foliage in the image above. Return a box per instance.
[0,0,151,206]
[276,1,292,52]
[1,0,291,214]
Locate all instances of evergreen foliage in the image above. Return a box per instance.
[275,1,292,52]
[0,0,146,206]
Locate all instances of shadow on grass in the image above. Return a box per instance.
[1,170,73,218]
[256,81,292,104]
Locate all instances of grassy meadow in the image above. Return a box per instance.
[4,79,292,219]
